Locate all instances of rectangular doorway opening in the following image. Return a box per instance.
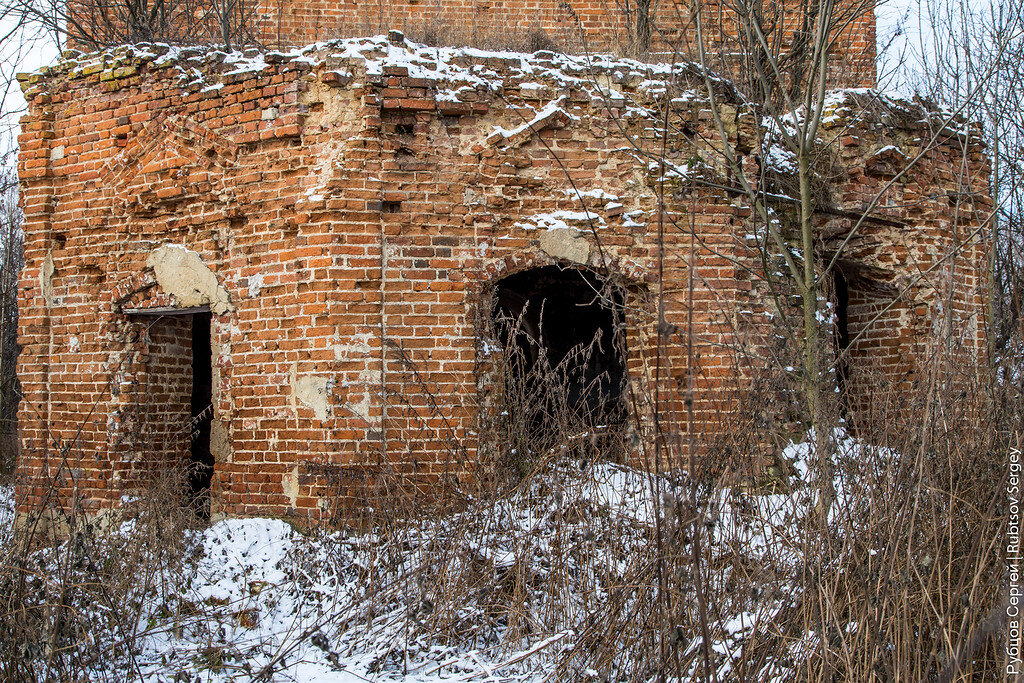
[124,305,215,517]
[189,312,214,519]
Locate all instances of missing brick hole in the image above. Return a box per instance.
[395,122,415,136]
[53,233,67,249]
[382,201,403,213]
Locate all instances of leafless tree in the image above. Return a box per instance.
[1,0,262,53]
[0,172,18,474]
[884,0,1024,363]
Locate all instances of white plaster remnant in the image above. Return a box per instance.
[282,463,299,507]
[247,272,264,298]
[40,252,55,308]
[539,227,591,264]
[146,244,233,314]
[50,145,65,161]
[337,367,381,426]
[290,365,331,421]
[210,420,230,463]
[332,332,373,360]
[345,392,372,425]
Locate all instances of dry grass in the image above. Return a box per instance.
[0,299,1016,681]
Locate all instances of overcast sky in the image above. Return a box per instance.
[0,17,56,163]
[877,0,923,93]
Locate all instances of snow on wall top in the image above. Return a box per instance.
[15,34,983,197]
[18,33,743,113]
[17,32,974,152]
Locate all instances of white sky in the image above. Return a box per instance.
[0,15,57,163]
[877,0,922,93]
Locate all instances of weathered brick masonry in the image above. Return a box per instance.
[15,36,987,520]
[69,0,876,87]
[259,0,876,86]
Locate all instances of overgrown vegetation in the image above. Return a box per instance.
[0,0,1020,681]
[0,335,1015,680]
[0,174,19,477]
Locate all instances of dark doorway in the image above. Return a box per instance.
[832,268,851,415]
[189,312,214,519]
[493,266,626,441]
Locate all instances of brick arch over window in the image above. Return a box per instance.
[480,249,656,286]
[99,114,238,219]
[475,258,656,461]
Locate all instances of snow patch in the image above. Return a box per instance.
[0,484,13,543]
[514,210,603,232]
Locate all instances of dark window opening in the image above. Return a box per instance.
[189,312,214,519]
[493,266,627,444]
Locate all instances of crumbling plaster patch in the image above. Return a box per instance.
[282,464,299,507]
[539,228,591,264]
[210,420,230,463]
[146,244,233,314]
[333,332,373,361]
[209,323,231,466]
[40,252,54,307]
[290,363,332,421]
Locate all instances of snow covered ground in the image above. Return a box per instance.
[4,431,888,681]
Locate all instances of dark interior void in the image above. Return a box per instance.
[832,268,851,414]
[189,312,213,519]
[493,266,627,436]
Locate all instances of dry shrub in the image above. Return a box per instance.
[328,328,1013,680]
[0,309,1014,681]
[0,464,198,681]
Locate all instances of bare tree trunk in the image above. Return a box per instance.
[635,0,652,56]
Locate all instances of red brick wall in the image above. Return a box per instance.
[67,0,876,87]
[819,91,990,425]
[256,0,876,88]
[14,41,986,521]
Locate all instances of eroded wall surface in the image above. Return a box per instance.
[66,0,876,88]
[252,0,877,89]
[15,37,987,520]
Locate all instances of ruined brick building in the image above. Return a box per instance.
[14,2,989,520]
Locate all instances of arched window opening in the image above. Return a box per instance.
[492,266,627,448]
[828,262,893,428]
